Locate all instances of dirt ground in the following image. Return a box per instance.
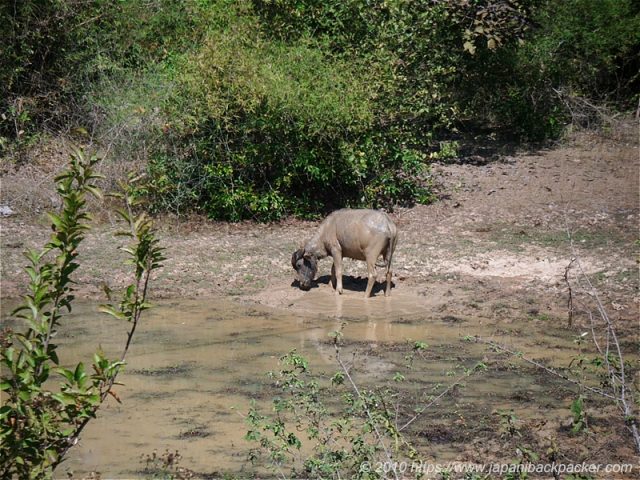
[1,124,639,476]
[1,128,637,320]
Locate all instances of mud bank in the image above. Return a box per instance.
[5,295,623,478]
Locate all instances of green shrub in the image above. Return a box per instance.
[246,350,415,477]
[458,0,640,140]
[0,149,163,478]
[0,0,211,147]
[5,0,637,219]
[135,3,432,221]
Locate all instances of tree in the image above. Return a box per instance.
[0,147,164,478]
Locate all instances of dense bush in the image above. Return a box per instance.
[130,3,433,220]
[3,0,638,219]
[458,0,640,139]
[0,0,209,146]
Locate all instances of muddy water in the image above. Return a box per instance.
[4,291,579,477]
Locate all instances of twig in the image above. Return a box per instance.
[474,336,617,401]
[563,217,640,453]
[563,258,576,326]
[399,370,473,432]
[333,339,399,480]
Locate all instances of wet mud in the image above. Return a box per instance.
[11,284,627,478]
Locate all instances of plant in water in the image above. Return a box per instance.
[570,396,588,434]
[0,147,164,478]
[245,348,417,479]
[495,409,521,438]
[141,449,195,480]
[246,330,488,479]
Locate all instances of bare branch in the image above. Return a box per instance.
[398,369,473,432]
[562,216,640,453]
[474,336,617,401]
[333,338,399,480]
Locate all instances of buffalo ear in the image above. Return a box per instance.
[291,248,303,270]
[303,251,318,268]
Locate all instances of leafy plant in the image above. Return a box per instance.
[0,0,210,145]
[141,449,195,480]
[459,0,640,140]
[570,396,588,434]
[246,330,489,478]
[246,349,416,478]
[429,141,460,162]
[495,409,521,438]
[0,147,164,478]
[5,0,638,218]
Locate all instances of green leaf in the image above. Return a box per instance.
[85,185,103,200]
[58,367,75,383]
[0,405,12,419]
[48,348,60,365]
[46,212,65,230]
[74,362,86,383]
[93,352,103,366]
[98,305,126,320]
[463,41,476,54]
[4,346,14,362]
[15,336,34,352]
[52,393,73,406]
[413,341,428,350]
[18,390,32,401]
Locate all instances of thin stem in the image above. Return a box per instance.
[563,215,639,452]
[475,336,616,401]
[399,369,473,432]
[333,340,399,480]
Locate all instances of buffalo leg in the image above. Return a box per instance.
[332,252,343,294]
[331,263,337,290]
[364,261,376,298]
[383,238,395,297]
[385,269,392,296]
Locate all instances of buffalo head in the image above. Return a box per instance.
[291,247,318,290]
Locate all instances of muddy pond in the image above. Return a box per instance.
[4,290,586,477]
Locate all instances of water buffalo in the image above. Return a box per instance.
[291,209,398,298]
